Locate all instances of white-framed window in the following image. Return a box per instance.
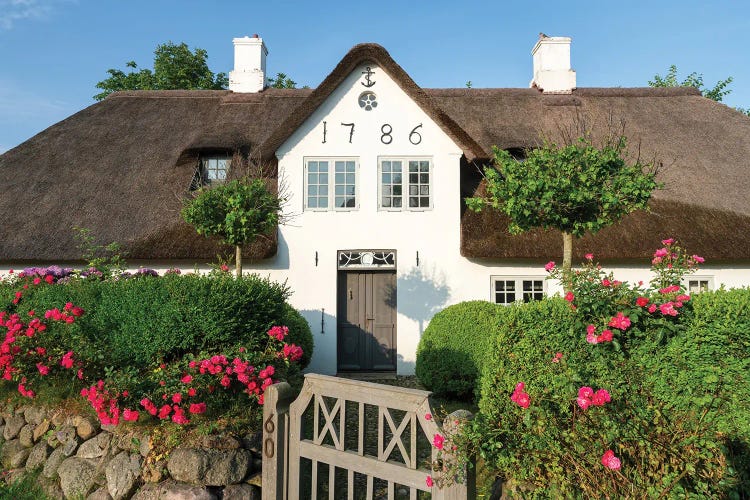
[683,276,714,294]
[304,158,358,211]
[491,276,546,305]
[378,158,432,210]
[191,154,230,189]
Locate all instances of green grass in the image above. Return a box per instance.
[0,469,53,500]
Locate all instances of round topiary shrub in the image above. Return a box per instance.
[415,300,507,400]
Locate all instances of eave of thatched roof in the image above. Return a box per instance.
[0,88,310,261]
[445,87,750,260]
[256,43,486,161]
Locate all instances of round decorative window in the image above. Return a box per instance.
[358,91,378,111]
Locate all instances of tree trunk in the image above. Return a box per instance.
[562,231,573,292]
[235,245,243,278]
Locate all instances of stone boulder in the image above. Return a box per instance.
[167,448,251,486]
[0,438,26,468]
[77,432,112,459]
[74,415,101,440]
[106,451,141,500]
[88,486,114,500]
[223,484,261,500]
[10,446,31,468]
[58,456,97,499]
[42,447,66,478]
[32,419,50,442]
[26,440,52,470]
[3,414,25,440]
[24,406,46,425]
[18,424,35,448]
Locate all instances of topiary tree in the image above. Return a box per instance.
[182,178,281,277]
[466,132,660,285]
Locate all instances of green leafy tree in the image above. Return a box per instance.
[267,72,297,89]
[649,65,733,102]
[94,42,228,100]
[649,65,750,115]
[182,178,282,277]
[466,134,660,285]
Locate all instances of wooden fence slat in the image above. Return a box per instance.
[329,463,335,500]
[388,481,394,500]
[348,469,354,500]
[358,402,364,456]
[298,441,429,490]
[311,459,318,499]
[366,475,373,499]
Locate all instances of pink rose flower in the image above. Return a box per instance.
[578,386,594,399]
[564,291,574,302]
[692,255,705,263]
[654,248,669,258]
[608,312,631,330]
[601,449,622,470]
[636,296,649,307]
[426,475,434,487]
[602,279,611,287]
[585,253,594,260]
[592,389,611,406]
[433,433,445,450]
[648,304,658,313]
[577,397,591,410]
[661,238,675,246]
[544,261,555,272]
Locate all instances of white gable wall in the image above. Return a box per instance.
[274,64,464,374]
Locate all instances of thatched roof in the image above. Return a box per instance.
[434,87,750,261]
[0,89,311,262]
[2,43,749,262]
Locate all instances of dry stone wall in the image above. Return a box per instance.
[0,405,263,499]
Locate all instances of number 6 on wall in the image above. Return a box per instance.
[409,124,423,145]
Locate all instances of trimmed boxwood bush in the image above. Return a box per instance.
[415,300,508,399]
[12,273,314,369]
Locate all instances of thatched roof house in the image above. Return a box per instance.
[1,41,749,264]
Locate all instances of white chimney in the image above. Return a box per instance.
[229,35,267,93]
[530,35,576,94]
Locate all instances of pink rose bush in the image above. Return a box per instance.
[0,266,306,428]
[453,239,730,497]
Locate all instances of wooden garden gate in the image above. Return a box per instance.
[262,374,474,499]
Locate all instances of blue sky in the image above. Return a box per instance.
[1,0,749,153]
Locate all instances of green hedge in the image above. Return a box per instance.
[12,274,313,369]
[645,288,750,437]
[415,300,508,399]
[475,293,750,496]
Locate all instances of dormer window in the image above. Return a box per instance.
[191,154,230,190]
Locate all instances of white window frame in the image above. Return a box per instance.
[490,276,547,305]
[377,157,433,211]
[196,154,230,188]
[682,275,714,294]
[304,158,359,212]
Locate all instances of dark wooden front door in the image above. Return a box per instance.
[337,271,397,372]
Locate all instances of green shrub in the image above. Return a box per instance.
[9,273,314,370]
[474,297,738,497]
[416,300,507,399]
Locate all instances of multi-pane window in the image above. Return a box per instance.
[334,160,357,208]
[492,277,545,305]
[379,158,431,210]
[380,160,403,208]
[684,277,714,293]
[192,155,230,189]
[305,159,357,210]
[306,160,329,209]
